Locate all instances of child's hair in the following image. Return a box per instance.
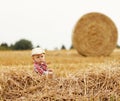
[31,47,45,56]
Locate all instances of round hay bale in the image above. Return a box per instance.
[72,12,118,56]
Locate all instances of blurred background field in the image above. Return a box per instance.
[0,49,120,100]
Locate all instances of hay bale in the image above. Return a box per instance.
[72,12,118,56]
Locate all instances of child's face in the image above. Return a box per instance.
[32,54,45,64]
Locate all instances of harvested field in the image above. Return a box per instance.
[0,49,120,100]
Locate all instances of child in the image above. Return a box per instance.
[31,47,53,77]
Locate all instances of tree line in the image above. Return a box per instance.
[0,39,74,50]
[0,39,33,50]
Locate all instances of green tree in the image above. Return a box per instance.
[61,45,66,50]
[13,39,33,50]
[117,44,120,48]
[70,45,74,49]
[9,44,14,50]
[1,43,8,47]
[0,43,9,50]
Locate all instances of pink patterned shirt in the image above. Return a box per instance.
[34,62,48,75]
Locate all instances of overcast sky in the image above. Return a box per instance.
[0,0,120,50]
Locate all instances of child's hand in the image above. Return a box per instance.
[47,70,53,79]
[48,69,53,72]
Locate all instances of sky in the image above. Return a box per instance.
[0,0,120,50]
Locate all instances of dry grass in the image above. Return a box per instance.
[0,49,120,100]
